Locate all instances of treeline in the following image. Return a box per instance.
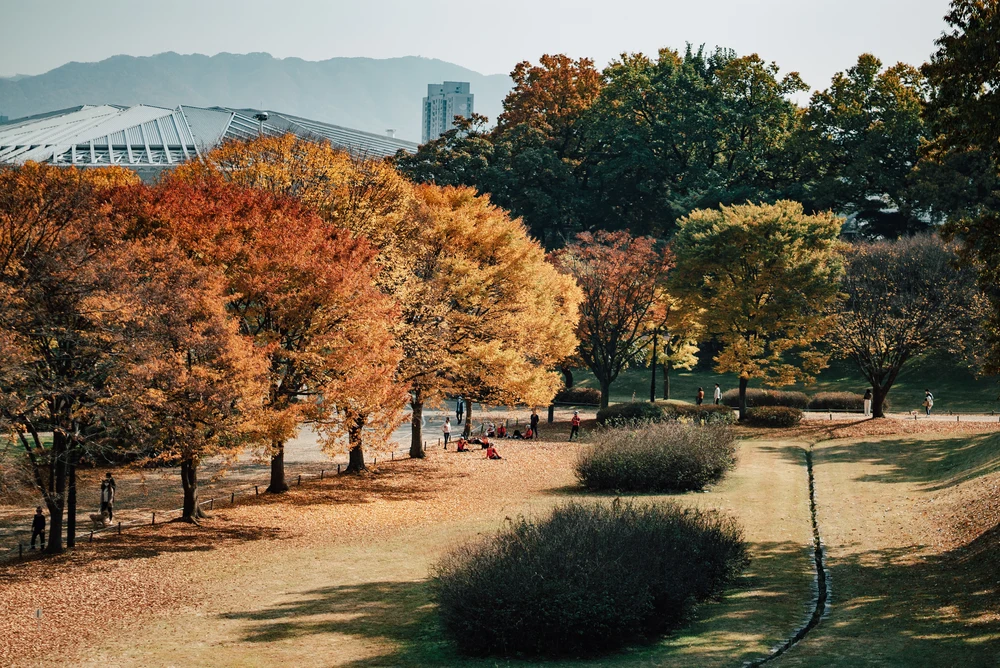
[0,138,581,554]
[395,31,990,245]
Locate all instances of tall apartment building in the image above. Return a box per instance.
[422,81,474,144]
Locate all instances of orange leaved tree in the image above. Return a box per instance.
[146,173,403,487]
[551,231,673,408]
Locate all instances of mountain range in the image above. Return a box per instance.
[0,52,514,143]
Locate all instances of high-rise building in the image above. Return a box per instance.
[422,81,474,144]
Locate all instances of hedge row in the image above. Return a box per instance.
[745,406,803,427]
[721,388,809,409]
[807,391,890,411]
[595,402,736,426]
[553,386,603,405]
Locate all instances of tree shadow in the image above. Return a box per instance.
[817,433,1000,490]
[217,540,814,667]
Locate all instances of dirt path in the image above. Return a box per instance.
[1,435,816,667]
[774,432,1000,666]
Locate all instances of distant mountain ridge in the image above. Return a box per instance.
[0,52,513,143]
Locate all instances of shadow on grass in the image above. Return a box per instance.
[817,433,1000,491]
[787,538,1000,665]
[217,540,814,668]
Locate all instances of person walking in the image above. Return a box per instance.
[713,384,722,405]
[863,388,873,418]
[530,410,540,438]
[696,387,705,406]
[443,417,452,447]
[569,411,581,441]
[456,396,465,425]
[924,389,934,416]
[30,506,45,550]
[100,471,116,521]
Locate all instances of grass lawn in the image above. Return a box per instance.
[572,354,1000,413]
[2,433,816,668]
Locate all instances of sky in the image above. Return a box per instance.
[1,0,953,91]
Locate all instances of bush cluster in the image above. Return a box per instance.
[595,401,666,426]
[576,422,737,492]
[721,388,809,409]
[553,386,602,405]
[664,403,737,425]
[433,501,749,658]
[807,391,890,411]
[745,406,803,427]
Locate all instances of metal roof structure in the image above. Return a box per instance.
[0,104,419,176]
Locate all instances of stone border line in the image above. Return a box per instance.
[744,443,830,667]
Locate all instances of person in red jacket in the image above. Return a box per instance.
[486,444,502,460]
[569,411,581,441]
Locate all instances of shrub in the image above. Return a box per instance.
[721,388,809,409]
[663,403,737,425]
[745,406,803,427]
[553,386,602,405]
[808,391,890,411]
[576,422,737,492]
[595,401,666,426]
[433,500,749,658]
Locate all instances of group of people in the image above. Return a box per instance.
[861,388,934,417]
[695,384,724,406]
[29,472,115,550]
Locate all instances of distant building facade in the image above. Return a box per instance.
[0,104,419,180]
[422,81,474,144]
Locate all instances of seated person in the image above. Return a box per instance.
[497,424,507,438]
[485,445,502,460]
[523,427,534,440]
[455,438,471,452]
[486,423,496,438]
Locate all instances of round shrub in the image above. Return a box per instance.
[595,401,666,426]
[553,386,602,405]
[433,501,749,658]
[808,391,890,411]
[745,406,803,427]
[663,403,737,425]
[576,422,737,492]
[721,388,809,409]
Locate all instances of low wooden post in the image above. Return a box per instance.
[297,474,301,486]
[957,415,960,422]
[210,498,214,510]
[391,452,394,461]
[320,470,324,480]
[89,531,93,543]
[337,464,341,474]
[117,522,121,534]
[19,543,22,559]
[152,512,156,525]
[255,485,259,495]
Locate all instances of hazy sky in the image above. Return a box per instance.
[1,0,952,91]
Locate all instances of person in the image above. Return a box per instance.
[530,410,540,438]
[714,384,722,405]
[524,426,534,440]
[696,387,705,406]
[455,438,470,452]
[924,389,934,416]
[863,388,873,417]
[30,506,45,550]
[443,417,452,447]
[511,429,523,439]
[100,471,116,521]
[485,444,502,460]
[456,396,465,425]
[569,411,581,441]
[497,424,507,438]
[486,422,496,438]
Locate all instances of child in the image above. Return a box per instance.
[569,411,581,441]
[485,444,502,460]
[30,506,45,550]
[456,438,470,452]
[523,427,534,440]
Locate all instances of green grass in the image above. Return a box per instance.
[573,354,1000,412]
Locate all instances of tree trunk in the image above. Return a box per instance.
[738,376,749,421]
[181,457,207,522]
[66,445,76,549]
[410,395,425,459]
[599,378,611,409]
[267,441,288,493]
[45,430,66,555]
[463,401,473,438]
[663,362,671,401]
[649,330,658,403]
[561,366,574,389]
[872,384,889,419]
[345,415,366,473]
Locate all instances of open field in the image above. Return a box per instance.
[2,417,1000,666]
[576,355,1000,413]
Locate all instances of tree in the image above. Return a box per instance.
[552,231,671,408]
[643,292,702,401]
[828,235,981,417]
[147,173,403,485]
[670,201,844,419]
[793,54,927,238]
[0,163,143,553]
[102,242,268,521]
[924,0,1000,373]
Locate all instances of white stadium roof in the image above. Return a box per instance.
[0,104,419,175]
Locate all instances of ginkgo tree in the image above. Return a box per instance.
[670,201,844,419]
